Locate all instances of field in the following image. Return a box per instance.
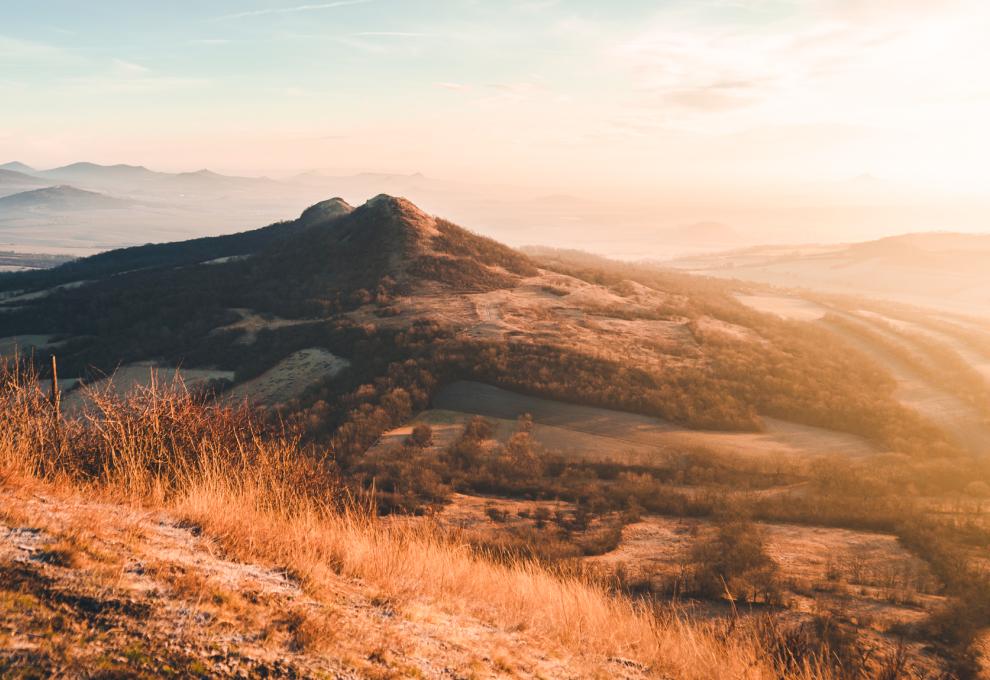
[382,380,877,463]
[228,348,350,405]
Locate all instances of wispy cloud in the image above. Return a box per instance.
[352,31,432,37]
[217,0,371,20]
[111,59,150,76]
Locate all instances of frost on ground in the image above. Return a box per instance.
[0,486,625,679]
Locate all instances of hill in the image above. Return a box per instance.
[0,185,134,213]
[39,161,159,183]
[668,232,990,317]
[0,161,36,174]
[0,169,49,194]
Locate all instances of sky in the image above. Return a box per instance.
[2,0,989,217]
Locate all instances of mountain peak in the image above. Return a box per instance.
[298,197,354,226]
[254,194,535,299]
[360,194,437,236]
[365,193,423,212]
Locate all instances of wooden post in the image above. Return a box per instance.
[50,354,61,417]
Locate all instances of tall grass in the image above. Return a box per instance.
[0,360,840,678]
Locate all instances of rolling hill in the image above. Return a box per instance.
[669,232,990,317]
[0,161,36,174]
[0,169,49,195]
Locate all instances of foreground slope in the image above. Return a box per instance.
[1,487,627,679]
[0,368,822,679]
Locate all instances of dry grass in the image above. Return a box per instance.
[0,361,849,679]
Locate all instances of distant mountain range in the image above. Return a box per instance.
[0,161,313,254]
[3,160,988,262]
[0,161,762,258]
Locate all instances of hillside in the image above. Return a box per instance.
[1,486,633,678]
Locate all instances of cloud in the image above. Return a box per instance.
[352,31,432,37]
[608,0,984,127]
[111,59,150,76]
[217,0,371,20]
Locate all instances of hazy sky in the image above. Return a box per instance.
[2,0,989,202]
